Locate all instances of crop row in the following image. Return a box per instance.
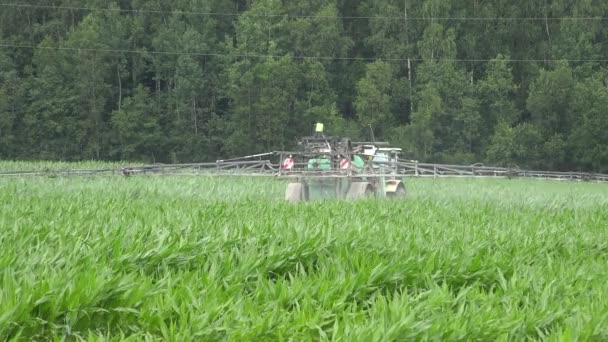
[1,177,607,340]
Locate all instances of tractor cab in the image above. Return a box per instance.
[374,148,402,164]
[373,148,402,175]
[353,144,401,172]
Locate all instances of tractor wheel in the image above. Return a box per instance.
[285,183,306,202]
[364,185,374,199]
[346,182,373,200]
[388,184,406,199]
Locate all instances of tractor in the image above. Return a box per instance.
[280,123,406,202]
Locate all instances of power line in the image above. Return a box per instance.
[1,3,607,21]
[2,43,608,63]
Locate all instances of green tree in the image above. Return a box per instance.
[404,86,441,160]
[65,12,123,159]
[526,62,577,168]
[570,76,608,172]
[1,0,608,172]
[355,61,394,136]
[284,2,352,60]
[551,0,604,78]
[486,121,543,168]
[292,60,343,138]
[454,97,481,155]
[0,50,21,158]
[111,85,162,161]
[226,57,299,155]
[418,24,457,62]
[476,55,519,144]
[231,0,286,56]
[149,3,222,161]
[527,62,576,136]
[171,54,205,159]
[24,37,81,160]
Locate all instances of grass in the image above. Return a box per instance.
[0,160,138,173]
[1,175,608,340]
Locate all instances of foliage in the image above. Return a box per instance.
[1,174,608,339]
[486,121,543,168]
[355,61,395,135]
[111,86,162,161]
[1,0,608,172]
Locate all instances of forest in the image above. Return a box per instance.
[1,0,607,172]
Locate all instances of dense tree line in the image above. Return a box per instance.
[1,0,608,172]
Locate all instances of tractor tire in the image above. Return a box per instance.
[388,184,406,199]
[346,182,373,200]
[364,185,375,199]
[285,183,306,202]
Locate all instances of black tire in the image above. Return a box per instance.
[364,186,374,199]
[388,184,406,199]
[286,183,305,202]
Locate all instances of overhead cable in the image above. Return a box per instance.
[2,43,607,63]
[1,3,607,21]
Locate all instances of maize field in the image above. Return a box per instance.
[1,169,608,340]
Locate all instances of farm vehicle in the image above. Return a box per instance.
[278,123,406,202]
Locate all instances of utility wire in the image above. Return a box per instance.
[1,3,607,21]
[2,43,608,63]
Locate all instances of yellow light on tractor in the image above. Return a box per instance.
[315,123,324,133]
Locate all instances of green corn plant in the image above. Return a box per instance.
[1,169,608,340]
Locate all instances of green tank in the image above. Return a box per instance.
[306,158,336,200]
[307,158,331,171]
